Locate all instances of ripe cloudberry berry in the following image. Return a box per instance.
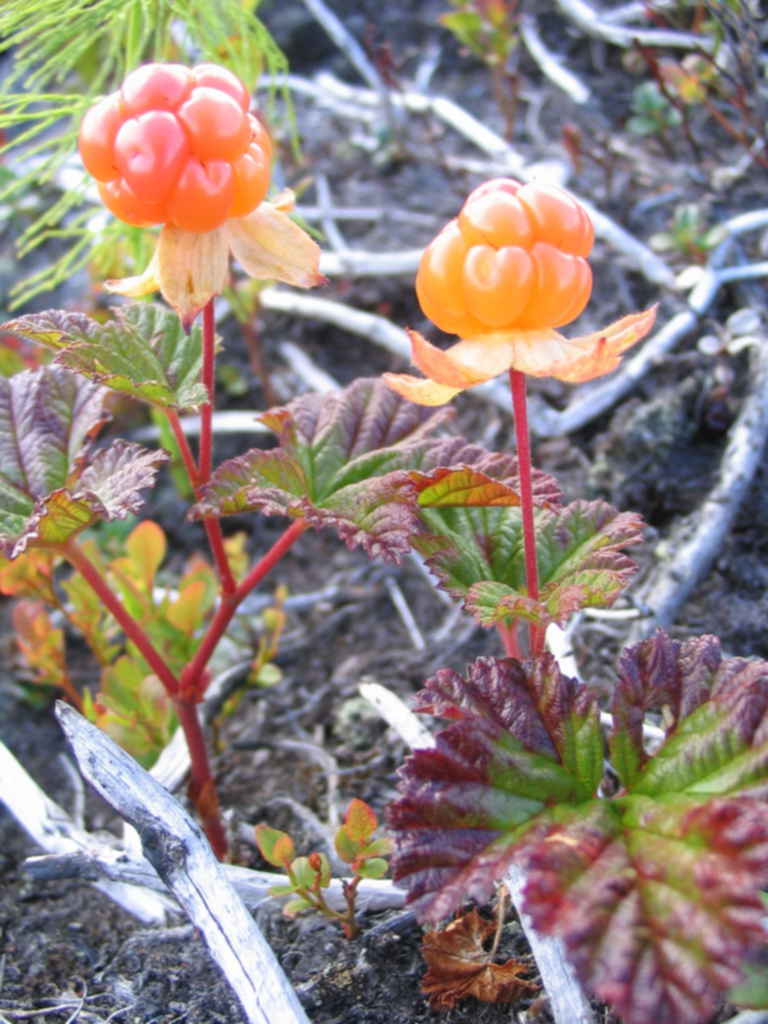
[416,178,595,336]
[79,62,272,233]
[384,178,656,405]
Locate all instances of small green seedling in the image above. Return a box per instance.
[256,799,392,939]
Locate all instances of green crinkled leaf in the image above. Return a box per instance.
[523,795,768,1024]
[630,655,768,802]
[4,304,207,411]
[0,366,166,557]
[417,499,643,629]
[391,629,768,1024]
[193,378,558,563]
[390,654,602,922]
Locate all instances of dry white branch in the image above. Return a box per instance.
[532,260,768,438]
[630,329,768,639]
[318,248,422,277]
[278,339,340,393]
[294,203,437,228]
[261,71,674,289]
[261,286,412,360]
[296,0,387,95]
[520,13,590,105]
[384,575,426,651]
[358,680,434,750]
[55,703,310,1024]
[23,848,405,915]
[0,740,170,923]
[358,682,595,1024]
[555,0,712,49]
[314,173,349,254]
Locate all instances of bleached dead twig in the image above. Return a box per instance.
[55,703,310,1024]
[296,0,385,96]
[384,575,427,651]
[278,339,340,393]
[532,260,768,438]
[358,680,435,750]
[23,848,405,915]
[261,286,412,360]
[520,13,590,105]
[261,71,674,288]
[630,328,768,641]
[314,173,348,254]
[0,740,170,924]
[318,248,422,277]
[555,0,712,49]
[358,682,595,1024]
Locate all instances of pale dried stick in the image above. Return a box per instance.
[602,2,678,24]
[261,71,673,288]
[555,0,712,49]
[358,681,595,1024]
[297,0,385,94]
[278,339,340,393]
[261,287,411,360]
[56,703,310,1024]
[319,248,422,277]
[532,260,768,438]
[520,13,590,105]
[296,0,400,141]
[315,173,348,254]
[23,847,405,914]
[0,740,170,923]
[630,327,768,640]
[384,575,426,651]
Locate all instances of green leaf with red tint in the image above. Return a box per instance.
[0,367,166,557]
[254,824,295,868]
[391,630,768,1024]
[192,378,558,563]
[522,795,768,1024]
[608,630,722,787]
[342,798,378,842]
[390,654,602,923]
[416,499,643,629]
[4,304,206,411]
[619,637,768,802]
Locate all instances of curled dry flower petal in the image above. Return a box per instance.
[223,201,326,289]
[105,193,323,325]
[384,306,658,405]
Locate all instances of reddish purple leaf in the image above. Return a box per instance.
[390,655,602,922]
[0,367,166,557]
[193,378,558,563]
[522,796,768,1024]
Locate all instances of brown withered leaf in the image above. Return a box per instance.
[420,908,537,1010]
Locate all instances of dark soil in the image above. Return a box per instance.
[2,1,768,1022]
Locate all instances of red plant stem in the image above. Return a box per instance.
[497,621,522,659]
[178,518,308,699]
[174,695,228,859]
[509,369,541,656]
[61,539,179,696]
[202,518,237,595]
[62,537,231,856]
[199,298,216,482]
[166,407,201,489]
[166,346,237,597]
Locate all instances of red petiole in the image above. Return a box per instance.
[507,369,542,658]
[58,297,308,857]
